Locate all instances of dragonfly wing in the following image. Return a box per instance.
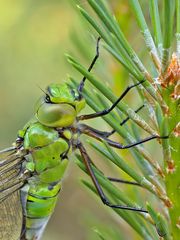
[0,191,23,240]
[0,147,24,240]
[0,146,16,154]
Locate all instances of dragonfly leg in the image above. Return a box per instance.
[106,104,145,137]
[78,123,114,138]
[77,142,147,213]
[78,37,101,97]
[107,177,142,187]
[78,104,144,138]
[78,80,145,121]
[76,150,142,187]
[80,124,168,149]
[119,105,144,126]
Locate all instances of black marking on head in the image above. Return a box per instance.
[45,94,51,103]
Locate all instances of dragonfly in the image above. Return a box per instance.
[0,37,168,240]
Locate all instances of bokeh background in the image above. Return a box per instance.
[0,1,148,239]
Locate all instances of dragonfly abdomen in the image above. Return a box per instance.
[20,122,70,240]
[21,181,61,240]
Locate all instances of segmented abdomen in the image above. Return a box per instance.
[21,182,61,240]
[21,122,69,240]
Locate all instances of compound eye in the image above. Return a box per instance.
[45,94,51,103]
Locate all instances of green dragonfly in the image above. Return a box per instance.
[0,38,168,240]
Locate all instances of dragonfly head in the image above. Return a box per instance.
[35,83,86,127]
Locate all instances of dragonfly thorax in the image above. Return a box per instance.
[35,83,86,128]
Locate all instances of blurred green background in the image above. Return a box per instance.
[0,1,143,239]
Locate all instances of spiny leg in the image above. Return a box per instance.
[107,177,141,187]
[120,105,145,126]
[109,104,145,136]
[78,37,101,98]
[76,152,141,187]
[78,104,144,138]
[77,142,147,213]
[78,80,145,121]
[79,124,168,149]
[78,123,113,138]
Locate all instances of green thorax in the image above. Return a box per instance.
[23,122,69,184]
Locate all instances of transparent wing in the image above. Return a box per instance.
[0,147,25,200]
[0,146,25,240]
